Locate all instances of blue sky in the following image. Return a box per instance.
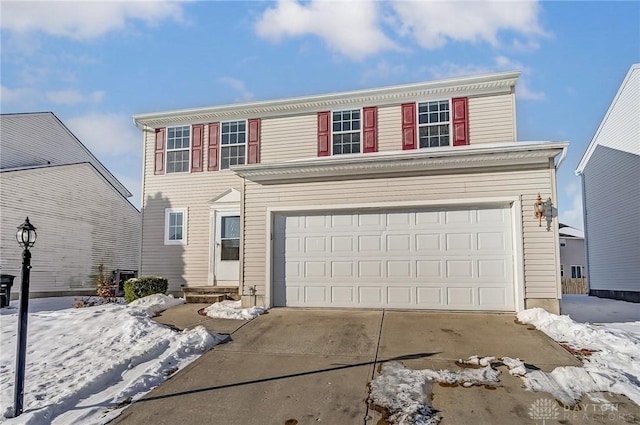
[1,0,638,229]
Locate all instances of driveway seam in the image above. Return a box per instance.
[363,309,385,424]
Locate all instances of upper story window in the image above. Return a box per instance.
[166,126,191,173]
[418,100,450,148]
[221,120,246,169]
[332,109,361,154]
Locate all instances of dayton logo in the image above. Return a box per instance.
[529,398,560,424]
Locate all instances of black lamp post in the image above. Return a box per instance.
[13,217,37,418]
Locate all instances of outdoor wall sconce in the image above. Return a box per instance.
[533,193,545,226]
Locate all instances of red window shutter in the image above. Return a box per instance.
[207,122,220,171]
[191,124,203,172]
[363,106,378,153]
[452,97,469,146]
[317,111,330,156]
[401,103,416,150]
[247,118,261,164]
[154,128,165,175]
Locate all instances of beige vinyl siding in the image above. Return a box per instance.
[251,92,515,164]
[378,105,402,152]
[141,126,243,292]
[468,93,516,144]
[0,163,140,294]
[242,166,557,300]
[260,115,318,163]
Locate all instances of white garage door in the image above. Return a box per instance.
[272,206,514,311]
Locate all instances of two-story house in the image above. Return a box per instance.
[133,71,568,314]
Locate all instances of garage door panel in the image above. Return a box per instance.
[388,287,413,304]
[273,205,515,311]
[359,286,383,304]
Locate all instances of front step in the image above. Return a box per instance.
[181,286,239,304]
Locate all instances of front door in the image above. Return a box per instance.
[215,212,240,284]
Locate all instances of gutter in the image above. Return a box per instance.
[555,144,568,170]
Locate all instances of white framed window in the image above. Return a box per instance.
[166,126,191,173]
[418,100,450,148]
[560,264,564,278]
[332,109,361,154]
[165,208,188,245]
[221,120,246,169]
[570,265,583,279]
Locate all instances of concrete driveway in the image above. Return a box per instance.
[110,306,639,425]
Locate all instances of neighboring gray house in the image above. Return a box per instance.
[558,223,586,294]
[575,64,640,303]
[0,112,140,298]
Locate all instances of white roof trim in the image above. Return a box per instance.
[234,141,568,183]
[575,63,640,175]
[133,71,520,129]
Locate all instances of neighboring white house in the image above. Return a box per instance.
[558,223,586,294]
[575,63,640,303]
[134,71,569,314]
[0,112,141,298]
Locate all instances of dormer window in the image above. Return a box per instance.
[332,109,361,154]
[418,100,450,148]
[166,126,191,173]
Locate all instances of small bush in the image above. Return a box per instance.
[124,276,168,303]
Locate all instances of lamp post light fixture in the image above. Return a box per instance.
[533,193,545,227]
[12,217,37,418]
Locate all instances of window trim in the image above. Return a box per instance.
[164,208,188,245]
[331,108,363,155]
[570,265,583,279]
[165,125,191,174]
[416,99,451,149]
[220,119,248,170]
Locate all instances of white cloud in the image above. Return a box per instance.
[559,181,584,230]
[217,77,254,102]
[427,56,546,101]
[0,85,38,103]
[65,113,141,157]
[255,0,397,60]
[361,60,406,83]
[391,0,546,49]
[45,89,106,105]
[1,1,185,40]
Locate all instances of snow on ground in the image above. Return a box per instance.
[202,300,266,320]
[369,360,501,425]
[371,296,640,424]
[0,295,227,425]
[128,293,185,317]
[518,307,640,406]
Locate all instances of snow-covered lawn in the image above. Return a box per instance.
[369,295,640,424]
[0,295,228,425]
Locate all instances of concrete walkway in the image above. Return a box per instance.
[110,305,640,425]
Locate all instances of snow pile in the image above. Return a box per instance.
[518,308,640,405]
[0,300,226,424]
[458,355,495,367]
[128,293,185,317]
[203,300,266,320]
[369,361,501,424]
[369,362,439,425]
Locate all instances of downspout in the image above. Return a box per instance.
[555,144,568,170]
